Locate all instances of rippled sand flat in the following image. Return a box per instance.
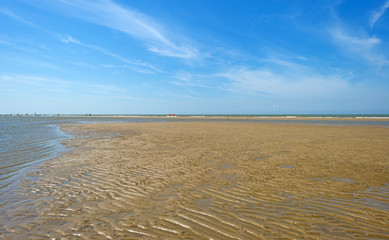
[1,122,389,239]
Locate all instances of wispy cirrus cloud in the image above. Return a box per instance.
[329,27,381,49]
[60,35,80,44]
[172,55,351,98]
[171,71,216,88]
[369,0,389,28]
[329,26,387,67]
[69,61,97,69]
[327,2,389,68]
[217,67,349,97]
[0,52,64,71]
[1,7,171,73]
[53,0,198,59]
[0,74,128,96]
[60,35,160,73]
[0,8,50,33]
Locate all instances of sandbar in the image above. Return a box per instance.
[1,122,389,239]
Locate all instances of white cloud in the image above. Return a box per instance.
[217,67,349,97]
[0,53,64,71]
[70,61,97,69]
[101,64,116,68]
[263,55,311,73]
[1,8,162,73]
[148,45,198,59]
[329,27,387,67]
[60,35,80,44]
[171,55,351,98]
[0,75,127,95]
[370,0,389,28]
[330,27,380,49]
[60,35,160,73]
[171,71,218,88]
[53,0,198,59]
[0,9,49,33]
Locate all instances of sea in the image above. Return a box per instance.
[1,114,389,208]
[0,113,388,237]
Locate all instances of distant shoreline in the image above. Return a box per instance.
[3,114,389,121]
[82,115,389,121]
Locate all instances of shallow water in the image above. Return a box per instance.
[0,115,170,200]
[0,116,69,207]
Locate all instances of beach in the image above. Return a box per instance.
[1,121,389,239]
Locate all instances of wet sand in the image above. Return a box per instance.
[1,122,389,239]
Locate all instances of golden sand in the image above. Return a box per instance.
[1,122,389,239]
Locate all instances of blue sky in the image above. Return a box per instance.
[1,0,388,114]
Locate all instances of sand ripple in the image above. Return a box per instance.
[1,122,388,239]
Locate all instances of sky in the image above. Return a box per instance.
[1,0,389,114]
